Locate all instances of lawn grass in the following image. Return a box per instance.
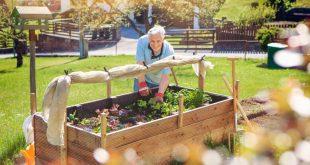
[0,55,309,163]
[215,0,310,22]
[215,0,256,22]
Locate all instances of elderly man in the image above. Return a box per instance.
[134,26,174,102]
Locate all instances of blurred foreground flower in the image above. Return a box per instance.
[275,23,310,71]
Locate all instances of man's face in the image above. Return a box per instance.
[149,33,164,53]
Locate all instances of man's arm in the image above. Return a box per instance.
[136,61,150,96]
[154,73,169,102]
[137,61,146,83]
[158,74,169,94]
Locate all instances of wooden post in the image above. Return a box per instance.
[115,41,118,56]
[222,74,252,128]
[235,80,240,102]
[178,94,184,128]
[29,29,37,113]
[186,29,189,49]
[101,113,107,148]
[244,41,248,60]
[60,115,68,165]
[212,30,215,46]
[234,80,240,131]
[198,61,205,91]
[227,58,237,125]
[106,80,111,98]
[170,67,178,86]
[30,93,36,115]
[228,132,231,152]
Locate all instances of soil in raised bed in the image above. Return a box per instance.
[67,88,212,134]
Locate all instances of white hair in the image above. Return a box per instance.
[147,26,165,38]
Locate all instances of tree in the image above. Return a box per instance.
[264,0,294,20]
[103,0,225,35]
[68,0,121,58]
[0,4,25,67]
[237,1,275,26]
[65,0,225,58]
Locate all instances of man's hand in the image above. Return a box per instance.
[154,92,164,103]
[138,81,150,96]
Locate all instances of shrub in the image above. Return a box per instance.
[255,26,280,51]
[237,5,275,26]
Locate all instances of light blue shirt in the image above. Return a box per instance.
[136,35,174,84]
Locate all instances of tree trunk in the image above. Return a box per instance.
[16,52,23,68]
[79,30,88,59]
[104,0,146,36]
[125,15,145,36]
[144,8,152,33]
[15,39,24,68]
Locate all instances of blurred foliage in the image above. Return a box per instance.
[66,0,225,35]
[0,5,26,41]
[69,0,123,32]
[204,0,226,27]
[292,0,310,7]
[263,0,294,20]
[255,26,280,51]
[237,4,275,26]
[103,0,212,34]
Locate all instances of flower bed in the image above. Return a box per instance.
[33,85,234,164]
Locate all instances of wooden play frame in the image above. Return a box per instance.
[33,60,236,164]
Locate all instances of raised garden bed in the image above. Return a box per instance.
[34,85,234,164]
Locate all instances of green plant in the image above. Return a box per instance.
[179,89,211,110]
[165,89,212,109]
[237,5,275,26]
[264,0,293,20]
[255,26,280,51]
[67,110,78,122]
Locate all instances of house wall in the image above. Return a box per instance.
[61,0,70,12]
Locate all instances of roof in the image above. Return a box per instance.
[12,6,53,19]
[286,7,310,21]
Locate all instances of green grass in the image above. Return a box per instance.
[215,0,310,22]
[0,56,309,163]
[215,0,257,22]
[293,0,310,7]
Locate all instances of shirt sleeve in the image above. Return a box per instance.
[167,44,175,56]
[136,38,145,62]
[161,67,171,75]
[160,42,174,75]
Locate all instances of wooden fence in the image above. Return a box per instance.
[0,39,13,48]
[165,28,215,50]
[216,25,260,41]
[41,20,120,41]
[264,21,298,28]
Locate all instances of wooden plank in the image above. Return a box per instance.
[34,109,233,164]
[34,89,233,163]
[106,80,111,98]
[60,116,68,165]
[178,94,184,128]
[64,98,233,152]
[34,115,101,164]
[34,115,61,162]
[105,99,232,148]
[101,113,107,148]
[114,112,234,163]
[198,61,205,90]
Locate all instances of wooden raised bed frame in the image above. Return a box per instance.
[34,85,234,164]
